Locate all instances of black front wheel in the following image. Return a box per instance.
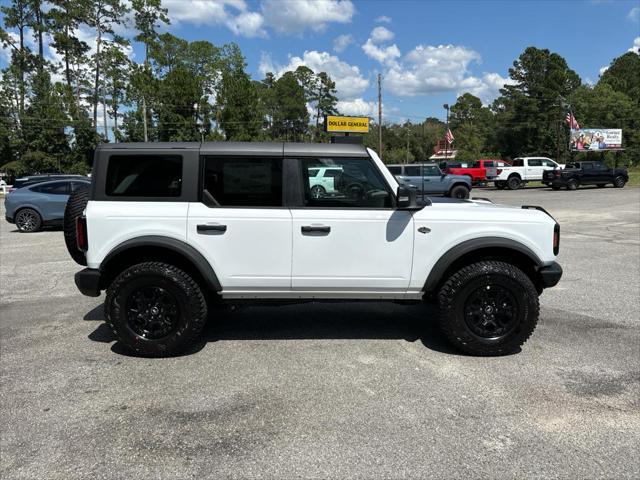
[437,261,539,356]
[566,179,579,190]
[507,176,522,190]
[15,208,42,232]
[449,185,470,199]
[613,176,626,188]
[105,262,208,357]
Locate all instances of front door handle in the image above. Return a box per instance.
[197,224,227,234]
[301,225,330,235]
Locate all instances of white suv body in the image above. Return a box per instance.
[494,157,564,190]
[68,142,562,357]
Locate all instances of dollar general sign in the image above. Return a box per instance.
[325,115,370,133]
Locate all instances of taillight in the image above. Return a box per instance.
[496,169,502,175]
[76,216,88,252]
[553,223,560,255]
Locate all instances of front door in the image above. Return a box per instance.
[291,157,414,293]
[187,156,292,290]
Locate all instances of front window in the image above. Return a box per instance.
[528,159,542,167]
[423,165,441,176]
[301,158,392,208]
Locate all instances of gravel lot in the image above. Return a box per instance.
[1,186,639,479]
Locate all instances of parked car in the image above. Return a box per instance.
[4,178,91,232]
[442,159,506,184]
[8,174,86,193]
[307,166,343,198]
[64,141,561,357]
[493,157,564,190]
[543,161,628,190]
[387,163,472,199]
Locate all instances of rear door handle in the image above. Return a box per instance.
[197,224,227,234]
[301,225,330,235]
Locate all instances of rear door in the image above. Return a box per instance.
[525,158,544,180]
[187,155,292,290]
[30,181,71,219]
[290,156,414,293]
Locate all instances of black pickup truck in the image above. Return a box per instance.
[544,161,628,190]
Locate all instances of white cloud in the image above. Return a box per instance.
[260,50,369,100]
[370,26,394,44]
[627,6,640,22]
[163,0,266,37]
[385,44,480,96]
[261,0,355,35]
[599,65,609,75]
[0,32,20,63]
[629,36,640,54]
[458,73,515,104]
[362,27,400,66]
[333,34,354,53]
[337,98,377,116]
[375,15,392,23]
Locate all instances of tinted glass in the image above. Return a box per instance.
[404,166,421,176]
[71,181,90,191]
[324,169,342,178]
[204,157,283,207]
[302,158,392,208]
[512,159,524,167]
[308,168,319,177]
[542,160,555,167]
[470,161,481,168]
[387,166,402,175]
[484,161,494,167]
[31,181,69,195]
[528,159,542,166]
[423,166,441,176]
[106,155,182,197]
[582,163,593,170]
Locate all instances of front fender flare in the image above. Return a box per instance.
[422,236,544,292]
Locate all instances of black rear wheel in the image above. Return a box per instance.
[15,208,42,232]
[566,179,579,190]
[507,176,521,190]
[437,261,539,356]
[105,262,208,357]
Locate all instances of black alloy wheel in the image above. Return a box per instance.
[126,286,181,340]
[613,176,626,188]
[507,176,521,190]
[463,284,519,339]
[15,208,42,232]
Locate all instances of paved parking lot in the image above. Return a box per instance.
[1,186,639,479]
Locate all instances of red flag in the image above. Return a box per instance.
[445,128,454,144]
[565,111,580,130]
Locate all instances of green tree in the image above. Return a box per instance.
[493,47,581,160]
[270,71,308,141]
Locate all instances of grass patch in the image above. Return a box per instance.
[627,167,640,187]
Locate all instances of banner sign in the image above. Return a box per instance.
[570,129,622,151]
[325,115,370,134]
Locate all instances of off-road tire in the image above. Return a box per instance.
[566,179,579,190]
[15,208,42,232]
[613,176,626,188]
[449,185,470,199]
[63,186,90,265]
[105,262,208,357]
[437,261,539,356]
[507,175,521,190]
[495,182,506,190]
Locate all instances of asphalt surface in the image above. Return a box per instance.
[1,186,639,479]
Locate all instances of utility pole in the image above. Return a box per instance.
[378,73,382,160]
[406,127,410,163]
[443,103,450,161]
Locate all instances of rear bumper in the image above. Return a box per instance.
[75,268,101,297]
[539,261,563,289]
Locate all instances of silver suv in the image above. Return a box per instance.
[387,163,472,199]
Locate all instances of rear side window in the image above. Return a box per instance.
[106,155,182,197]
[31,181,69,195]
[512,159,524,167]
[203,157,283,207]
[404,166,421,176]
[387,166,402,175]
[484,161,494,167]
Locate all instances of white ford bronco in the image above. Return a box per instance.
[65,142,562,357]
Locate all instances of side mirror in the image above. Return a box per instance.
[397,185,419,209]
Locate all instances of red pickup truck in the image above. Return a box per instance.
[441,159,510,184]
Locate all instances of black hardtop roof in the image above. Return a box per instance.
[97,141,369,158]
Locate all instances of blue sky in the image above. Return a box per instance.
[2,0,639,124]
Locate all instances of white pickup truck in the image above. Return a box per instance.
[494,157,564,190]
